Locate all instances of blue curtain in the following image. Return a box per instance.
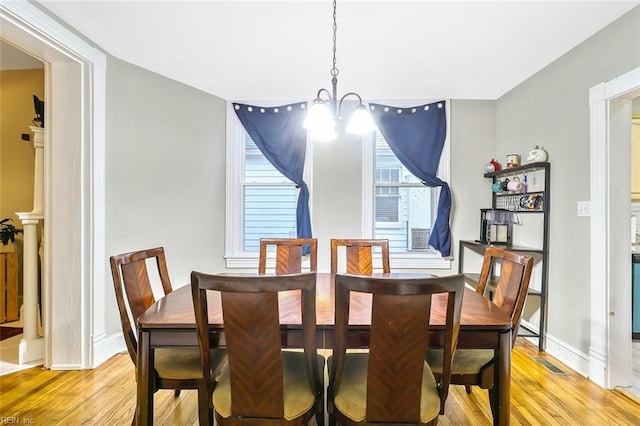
[369,101,451,256]
[233,102,312,248]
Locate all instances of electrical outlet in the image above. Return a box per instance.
[577,201,591,217]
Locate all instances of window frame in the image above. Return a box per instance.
[362,100,451,269]
[225,101,313,269]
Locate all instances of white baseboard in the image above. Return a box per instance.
[91,332,127,368]
[520,319,590,378]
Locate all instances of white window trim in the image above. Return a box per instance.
[362,99,451,269]
[225,101,313,269]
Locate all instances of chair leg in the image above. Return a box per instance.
[197,384,213,426]
[328,414,337,426]
[174,389,181,397]
[487,388,498,421]
[316,396,325,426]
[465,385,472,394]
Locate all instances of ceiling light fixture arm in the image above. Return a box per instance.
[304,0,375,140]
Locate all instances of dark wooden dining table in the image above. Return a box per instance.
[135,272,513,425]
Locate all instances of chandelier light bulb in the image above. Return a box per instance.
[346,105,375,135]
[304,101,337,141]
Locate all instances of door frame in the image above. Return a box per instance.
[0,2,107,368]
[589,66,640,387]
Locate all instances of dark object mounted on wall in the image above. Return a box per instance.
[33,95,44,128]
[21,133,30,142]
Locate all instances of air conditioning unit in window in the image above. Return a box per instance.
[410,228,430,250]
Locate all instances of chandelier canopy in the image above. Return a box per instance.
[304,0,375,141]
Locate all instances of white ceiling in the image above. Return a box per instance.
[32,1,640,101]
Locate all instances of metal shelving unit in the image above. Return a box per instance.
[459,161,550,351]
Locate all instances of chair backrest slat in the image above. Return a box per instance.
[191,272,320,420]
[331,273,465,422]
[476,246,533,347]
[222,291,284,417]
[367,293,431,421]
[109,247,172,366]
[330,239,390,275]
[121,260,155,320]
[259,238,318,274]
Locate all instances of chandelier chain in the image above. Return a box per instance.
[331,0,338,77]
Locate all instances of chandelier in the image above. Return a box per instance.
[304,0,375,141]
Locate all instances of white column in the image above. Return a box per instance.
[28,126,45,214]
[15,124,46,364]
[16,213,44,364]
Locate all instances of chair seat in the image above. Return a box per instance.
[213,351,325,421]
[155,348,226,380]
[331,353,440,423]
[425,348,494,375]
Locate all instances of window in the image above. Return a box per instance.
[363,101,450,269]
[374,134,436,253]
[225,103,311,268]
[243,136,298,251]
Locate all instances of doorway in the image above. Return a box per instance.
[0,2,107,369]
[590,67,640,391]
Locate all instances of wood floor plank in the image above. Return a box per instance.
[1,341,639,425]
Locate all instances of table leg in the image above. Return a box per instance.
[493,330,511,425]
[137,331,153,426]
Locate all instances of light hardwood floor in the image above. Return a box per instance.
[0,339,638,425]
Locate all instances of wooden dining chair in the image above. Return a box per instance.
[426,246,533,419]
[327,273,465,425]
[330,238,390,276]
[258,237,318,274]
[109,247,226,426]
[191,271,325,426]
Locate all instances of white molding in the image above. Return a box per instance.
[390,254,451,270]
[225,255,313,271]
[589,84,610,387]
[93,332,126,367]
[589,66,640,388]
[225,102,244,259]
[1,1,107,369]
[605,68,640,99]
[362,133,374,237]
[521,319,591,378]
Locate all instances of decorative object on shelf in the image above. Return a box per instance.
[506,153,520,168]
[519,193,543,210]
[479,208,512,244]
[527,145,548,163]
[507,176,524,192]
[0,218,23,247]
[303,0,375,141]
[484,158,502,173]
[500,178,510,191]
[492,182,504,193]
[32,95,44,128]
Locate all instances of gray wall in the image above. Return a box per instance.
[495,6,640,353]
[105,57,227,337]
[449,100,497,272]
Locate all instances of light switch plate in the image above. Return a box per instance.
[577,201,591,217]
